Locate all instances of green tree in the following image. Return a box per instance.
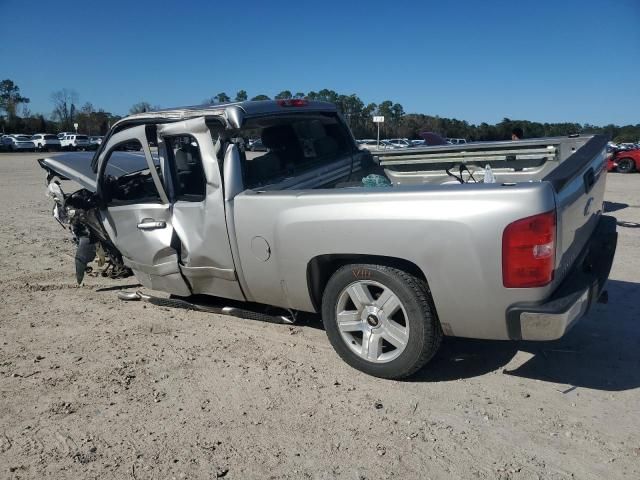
[0,79,30,118]
[376,101,393,136]
[335,94,364,136]
[315,89,339,104]
[390,103,405,135]
[235,90,248,102]
[275,90,293,100]
[76,102,107,134]
[294,92,305,99]
[214,92,231,103]
[251,94,271,101]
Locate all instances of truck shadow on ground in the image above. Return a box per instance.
[157,281,638,391]
[412,280,640,392]
[95,283,142,292]
[616,220,640,229]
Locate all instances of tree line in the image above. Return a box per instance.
[1,79,638,143]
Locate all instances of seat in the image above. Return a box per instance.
[174,143,202,195]
[313,136,339,158]
[246,125,302,187]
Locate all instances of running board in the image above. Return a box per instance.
[117,291,296,324]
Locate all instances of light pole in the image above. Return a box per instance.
[373,116,384,148]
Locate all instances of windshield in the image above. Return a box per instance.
[16,136,31,141]
[225,113,355,189]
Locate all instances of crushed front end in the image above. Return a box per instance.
[40,160,131,284]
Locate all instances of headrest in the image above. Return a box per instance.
[261,125,297,149]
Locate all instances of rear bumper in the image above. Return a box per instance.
[506,215,617,341]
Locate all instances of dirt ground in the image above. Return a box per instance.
[0,152,639,480]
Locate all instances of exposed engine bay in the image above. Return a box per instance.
[46,181,132,284]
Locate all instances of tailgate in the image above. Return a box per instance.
[543,135,609,286]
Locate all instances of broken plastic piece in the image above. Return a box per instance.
[74,236,96,284]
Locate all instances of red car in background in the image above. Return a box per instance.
[607,148,640,173]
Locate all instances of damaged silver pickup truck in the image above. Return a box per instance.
[39,100,617,379]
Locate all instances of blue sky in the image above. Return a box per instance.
[1,0,638,125]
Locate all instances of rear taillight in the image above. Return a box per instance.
[502,210,556,288]
[277,99,308,107]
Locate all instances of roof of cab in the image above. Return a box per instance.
[119,99,337,127]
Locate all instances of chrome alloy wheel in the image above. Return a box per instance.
[335,280,409,363]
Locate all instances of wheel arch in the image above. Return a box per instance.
[306,254,429,313]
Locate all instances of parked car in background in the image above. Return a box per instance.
[410,139,426,147]
[358,139,398,151]
[358,139,381,150]
[60,134,91,151]
[618,143,639,150]
[607,146,640,173]
[89,136,104,149]
[387,138,411,148]
[446,138,468,145]
[1,135,36,152]
[57,132,75,140]
[31,133,61,152]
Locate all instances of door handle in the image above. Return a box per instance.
[137,219,166,230]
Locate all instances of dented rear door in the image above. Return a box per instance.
[158,118,245,301]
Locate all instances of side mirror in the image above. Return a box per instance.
[223,144,244,201]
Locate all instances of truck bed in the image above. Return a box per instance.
[374,135,595,186]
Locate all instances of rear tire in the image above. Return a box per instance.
[616,158,636,174]
[321,264,442,379]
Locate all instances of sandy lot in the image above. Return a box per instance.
[0,152,639,479]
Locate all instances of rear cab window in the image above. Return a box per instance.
[225,113,355,189]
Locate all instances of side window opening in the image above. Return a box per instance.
[102,139,162,205]
[166,135,206,202]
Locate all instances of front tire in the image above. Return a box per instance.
[322,264,442,379]
[616,157,636,174]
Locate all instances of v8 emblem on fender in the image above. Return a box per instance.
[352,268,372,280]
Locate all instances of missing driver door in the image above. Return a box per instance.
[158,117,245,301]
